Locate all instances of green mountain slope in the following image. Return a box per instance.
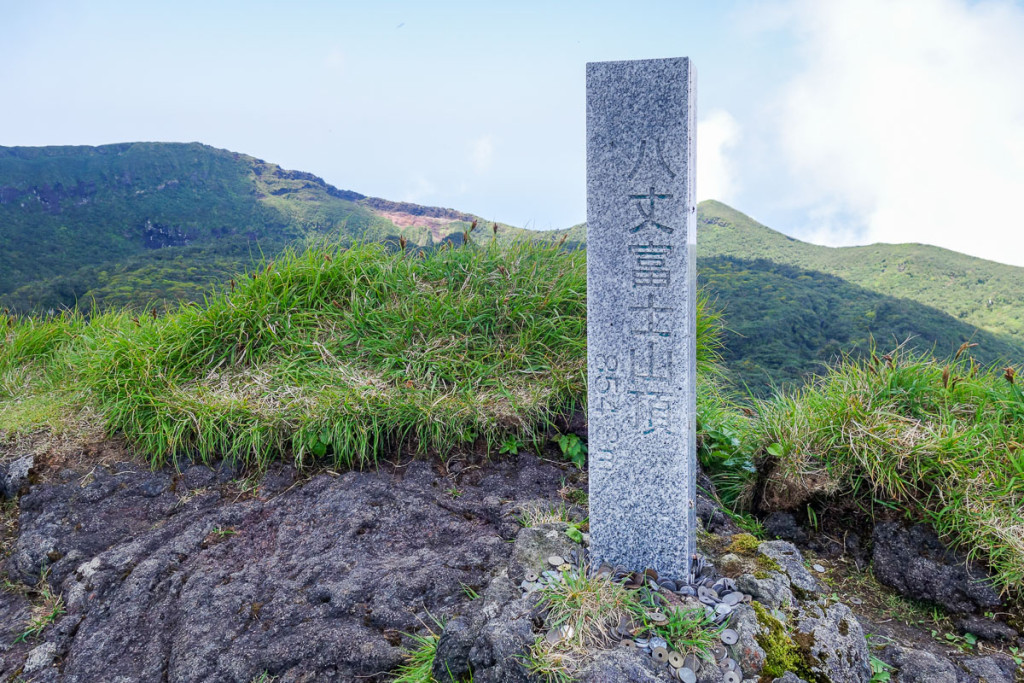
[701,255,1020,392]
[699,200,1024,340]
[0,142,529,312]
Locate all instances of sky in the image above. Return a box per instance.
[3,0,1024,266]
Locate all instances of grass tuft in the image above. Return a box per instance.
[526,569,716,681]
[753,345,1024,590]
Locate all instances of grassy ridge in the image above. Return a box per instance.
[752,348,1024,589]
[2,241,724,471]
[700,255,1022,394]
[699,200,1024,341]
[2,241,590,468]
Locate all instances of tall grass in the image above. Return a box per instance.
[3,239,724,471]
[752,345,1024,589]
[71,240,590,468]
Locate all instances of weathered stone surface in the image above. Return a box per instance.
[772,673,808,683]
[879,644,958,683]
[736,571,794,609]
[793,602,871,683]
[433,615,479,681]
[728,604,767,675]
[958,654,1017,683]
[431,570,538,682]
[23,641,58,674]
[758,541,820,597]
[872,522,1001,614]
[466,593,535,683]
[587,56,697,579]
[509,522,581,582]
[576,646,675,682]
[0,454,566,682]
[763,512,808,544]
[0,454,33,500]
[955,615,1018,642]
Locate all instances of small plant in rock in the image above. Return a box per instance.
[15,570,65,643]
[558,483,587,507]
[556,434,587,469]
[641,600,718,656]
[249,673,277,683]
[527,570,646,681]
[869,655,893,683]
[211,526,237,538]
[392,616,453,683]
[499,436,524,455]
[527,570,715,681]
[460,582,480,601]
[305,429,332,458]
[563,520,586,544]
[515,503,575,528]
[932,629,977,653]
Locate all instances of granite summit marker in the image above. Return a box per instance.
[586,57,697,579]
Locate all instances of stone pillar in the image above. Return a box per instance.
[586,57,697,579]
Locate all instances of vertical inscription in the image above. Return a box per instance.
[587,57,697,579]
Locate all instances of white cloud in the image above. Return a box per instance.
[697,109,741,203]
[768,0,1024,266]
[403,175,436,204]
[470,135,495,173]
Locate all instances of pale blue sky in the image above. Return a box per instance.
[3,0,1024,265]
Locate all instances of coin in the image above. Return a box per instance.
[722,591,743,606]
[545,628,563,645]
[652,647,669,663]
[547,555,564,567]
[621,639,635,648]
[649,636,668,650]
[668,651,684,668]
[849,597,863,605]
[524,571,538,582]
[723,658,738,671]
[711,644,727,661]
[558,563,571,572]
[678,667,696,683]
[721,628,739,645]
[715,603,734,617]
[724,671,741,683]
[812,563,826,573]
[698,586,719,602]
[646,611,668,625]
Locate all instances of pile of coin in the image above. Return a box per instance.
[518,551,753,683]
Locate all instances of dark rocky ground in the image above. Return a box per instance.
[0,443,1021,683]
